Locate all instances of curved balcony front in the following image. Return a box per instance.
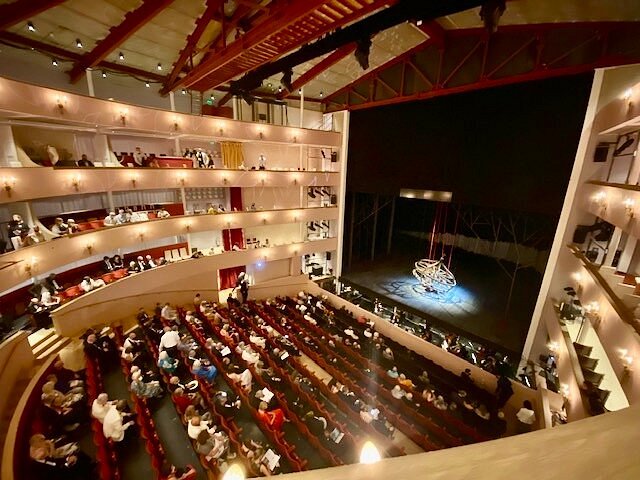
[1,206,338,293]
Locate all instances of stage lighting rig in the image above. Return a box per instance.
[479,0,506,33]
[355,37,373,70]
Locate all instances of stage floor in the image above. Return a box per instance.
[344,239,542,354]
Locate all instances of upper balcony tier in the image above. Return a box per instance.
[0,206,338,294]
[583,181,640,237]
[0,77,341,146]
[0,167,339,204]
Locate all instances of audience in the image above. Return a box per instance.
[103,399,136,442]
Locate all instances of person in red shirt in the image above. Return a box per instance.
[257,401,286,430]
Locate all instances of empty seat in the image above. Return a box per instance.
[179,247,189,260]
[171,249,181,262]
[583,369,604,387]
[578,355,598,371]
[164,250,173,263]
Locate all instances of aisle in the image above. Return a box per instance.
[102,366,155,480]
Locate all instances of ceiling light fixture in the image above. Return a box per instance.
[319,91,324,97]
[181,88,186,95]
[27,22,36,32]
[76,38,83,48]
[52,58,58,67]
[145,82,150,88]
[157,63,162,71]
[118,52,125,61]
[102,70,107,78]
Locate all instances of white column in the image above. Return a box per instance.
[522,70,605,360]
[232,97,240,120]
[86,68,95,97]
[92,134,112,166]
[106,191,115,212]
[169,91,176,112]
[335,110,350,279]
[299,87,305,128]
[0,125,19,166]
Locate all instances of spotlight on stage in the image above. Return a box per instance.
[412,257,457,296]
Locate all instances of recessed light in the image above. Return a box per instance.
[27,22,36,32]
[76,38,83,48]
[157,63,162,71]
[118,52,124,61]
[101,70,107,78]
[52,58,58,67]
[145,82,150,87]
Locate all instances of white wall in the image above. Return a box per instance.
[241,186,301,210]
[246,257,292,285]
[189,229,224,252]
[108,135,177,157]
[244,223,301,247]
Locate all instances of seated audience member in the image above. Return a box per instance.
[145,254,157,268]
[67,219,79,233]
[130,370,162,398]
[382,347,394,363]
[516,400,536,432]
[475,403,491,420]
[304,411,328,437]
[46,373,84,398]
[77,154,94,167]
[103,212,117,226]
[29,433,93,477]
[123,332,143,352]
[159,326,181,356]
[51,217,68,235]
[157,208,171,218]
[418,371,431,385]
[391,385,406,400]
[157,350,179,374]
[398,374,415,389]
[115,208,129,224]
[103,400,135,442]
[41,290,61,307]
[433,395,449,411]
[161,303,178,321]
[130,210,147,222]
[257,401,286,431]
[8,213,29,239]
[160,463,197,480]
[44,273,63,293]
[420,388,436,403]
[84,333,116,368]
[91,393,115,423]
[228,368,252,393]
[172,387,200,412]
[80,276,106,293]
[112,254,124,269]
[136,255,147,271]
[187,415,216,440]
[25,226,46,246]
[196,430,228,463]
[128,261,140,274]
[387,366,399,379]
[191,360,217,383]
[461,368,473,384]
[216,392,241,418]
[133,146,147,166]
[102,255,114,272]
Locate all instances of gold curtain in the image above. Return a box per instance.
[220,141,244,169]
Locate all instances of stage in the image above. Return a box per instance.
[343,236,542,354]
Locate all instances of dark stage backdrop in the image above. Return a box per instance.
[346,73,594,216]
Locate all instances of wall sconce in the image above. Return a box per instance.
[624,198,635,218]
[71,175,81,191]
[130,174,138,188]
[546,341,559,355]
[226,221,231,229]
[3,176,16,197]
[223,177,228,185]
[292,136,298,143]
[177,173,186,186]
[138,230,145,242]
[560,384,570,399]
[292,177,298,185]
[623,88,633,103]
[185,223,191,232]
[584,301,600,315]
[56,96,67,113]
[24,257,37,276]
[173,117,179,132]
[120,109,128,125]
[258,131,264,140]
[620,349,633,375]
[592,191,607,211]
[571,272,582,283]
[262,217,267,225]
[86,243,94,255]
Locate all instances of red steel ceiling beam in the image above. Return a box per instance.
[0,0,67,31]
[0,31,166,82]
[164,0,223,90]
[68,0,175,83]
[167,0,328,92]
[278,42,357,98]
[323,21,640,112]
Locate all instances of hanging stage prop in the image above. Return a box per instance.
[412,257,457,295]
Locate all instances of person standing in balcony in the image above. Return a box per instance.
[133,146,147,167]
[77,154,94,167]
[25,225,46,246]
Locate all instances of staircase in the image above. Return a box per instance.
[598,266,640,310]
[28,328,72,363]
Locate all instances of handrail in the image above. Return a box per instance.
[586,180,640,192]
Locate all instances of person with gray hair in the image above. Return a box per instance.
[91,393,115,423]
